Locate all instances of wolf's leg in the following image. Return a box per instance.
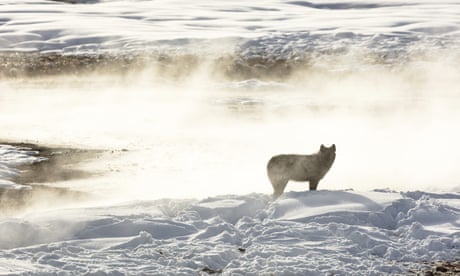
[272,178,288,198]
[309,179,319,190]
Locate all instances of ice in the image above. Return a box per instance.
[0,144,45,190]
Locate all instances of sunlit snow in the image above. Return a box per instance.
[0,0,459,274]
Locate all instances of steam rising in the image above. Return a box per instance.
[1,49,460,207]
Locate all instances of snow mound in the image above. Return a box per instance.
[0,190,458,274]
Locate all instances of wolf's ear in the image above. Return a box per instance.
[320,144,325,151]
[331,144,336,151]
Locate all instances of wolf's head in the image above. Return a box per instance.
[319,144,336,162]
[320,144,335,153]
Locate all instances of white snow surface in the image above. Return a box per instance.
[0,189,458,275]
[0,0,459,55]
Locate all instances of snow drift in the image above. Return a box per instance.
[0,190,458,275]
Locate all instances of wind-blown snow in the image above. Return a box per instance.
[0,190,458,275]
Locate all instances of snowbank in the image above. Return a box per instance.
[0,190,458,275]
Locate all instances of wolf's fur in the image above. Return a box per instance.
[267,144,336,198]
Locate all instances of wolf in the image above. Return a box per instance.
[267,144,336,198]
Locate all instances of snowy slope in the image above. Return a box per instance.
[0,190,458,275]
[0,0,459,55]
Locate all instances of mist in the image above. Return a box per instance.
[1,52,460,205]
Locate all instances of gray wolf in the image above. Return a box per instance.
[267,144,336,198]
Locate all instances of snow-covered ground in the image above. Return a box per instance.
[1,0,460,56]
[0,182,459,275]
[1,0,460,274]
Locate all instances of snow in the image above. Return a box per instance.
[1,0,460,274]
[0,144,458,274]
[0,146,456,274]
[0,189,458,274]
[0,144,45,190]
[0,0,459,56]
